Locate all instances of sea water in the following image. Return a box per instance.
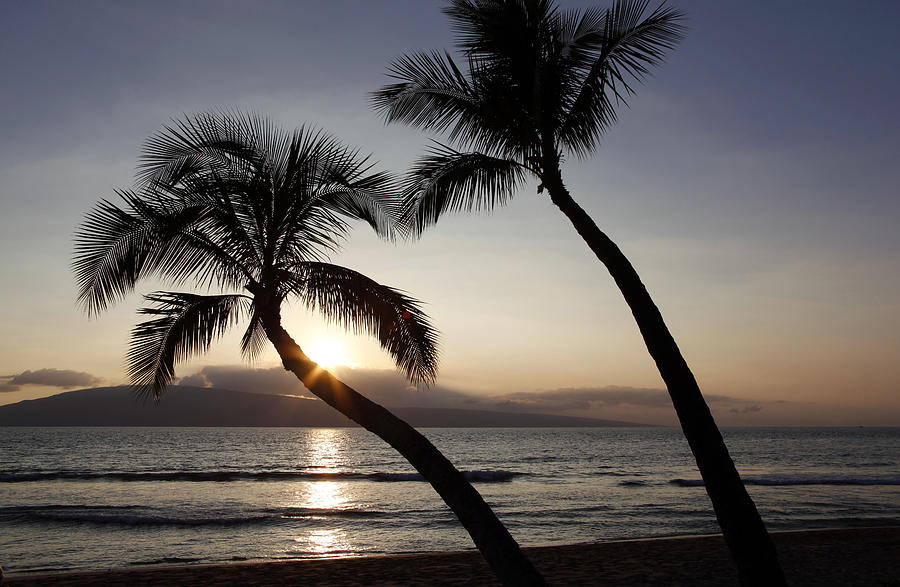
[1,426,898,574]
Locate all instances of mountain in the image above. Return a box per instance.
[385,407,641,427]
[0,386,648,427]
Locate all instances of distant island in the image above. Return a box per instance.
[0,386,648,427]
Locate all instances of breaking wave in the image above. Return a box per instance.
[0,469,524,483]
[670,474,900,487]
[4,504,400,527]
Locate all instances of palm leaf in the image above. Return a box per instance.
[444,0,556,59]
[73,194,158,316]
[138,110,269,189]
[372,51,478,136]
[315,178,401,240]
[73,190,252,316]
[127,292,249,399]
[143,114,400,267]
[285,263,440,385]
[373,50,539,159]
[240,307,268,362]
[280,140,400,243]
[402,144,526,235]
[559,0,685,155]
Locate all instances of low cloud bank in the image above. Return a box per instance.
[494,386,672,411]
[178,366,308,397]
[481,386,764,416]
[0,368,103,393]
[176,365,464,407]
[174,365,760,418]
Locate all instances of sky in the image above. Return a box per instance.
[1,0,898,426]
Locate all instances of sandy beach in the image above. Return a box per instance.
[5,527,898,586]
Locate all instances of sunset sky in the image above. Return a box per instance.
[1,0,898,425]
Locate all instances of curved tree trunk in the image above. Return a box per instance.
[542,169,786,586]
[258,305,546,587]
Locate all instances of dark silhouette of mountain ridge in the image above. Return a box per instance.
[0,386,647,427]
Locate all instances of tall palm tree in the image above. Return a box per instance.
[72,112,546,586]
[373,1,784,584]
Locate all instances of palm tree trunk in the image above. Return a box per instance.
[542,170,786,586]
[258,305,546,587]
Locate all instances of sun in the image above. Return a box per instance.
[305,337,352,369]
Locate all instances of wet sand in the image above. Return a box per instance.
[5,527,898,586]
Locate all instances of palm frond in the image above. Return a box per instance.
[558,0,685,155]
[240,307,268,362]
[138,112,276,269]
[138,111,264,190]
[557,7,607,62]
[442,0,556,137]
[135,112,406,276]
[73,194,155,316]
[127,292,250,399]
[281,137,401,242]
[402,144,526,236]
[372,7,547,159]
[73,190,248,316]
[315,174,402,240]
[444,0,556,58]
[372,51,479,136]
[166,174,266,273]
[285,263,440,385]
[282,124,396,256]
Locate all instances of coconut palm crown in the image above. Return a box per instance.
[373,0,685,231]
[74,112,435,393]
[73,112,545,586]
[374,1,785,585]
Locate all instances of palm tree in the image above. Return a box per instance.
[372,1,784,584]
[72,112,546,586]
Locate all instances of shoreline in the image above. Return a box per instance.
[5,526,899,586]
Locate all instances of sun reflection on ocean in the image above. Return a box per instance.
[306,428,343,470]
[288,429,352,555]
[294,528,349,555]
[303,480,345,511]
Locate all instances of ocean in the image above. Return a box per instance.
[1,426,898,575]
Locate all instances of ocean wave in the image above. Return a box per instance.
[670,475,900,487]
[0,504,142,512]
[0,469,524,483]
[462,470,523,482]
[618,480,649,487]
[7,504,397,527]
[275,506,392,519]
[27,510,274,527]
[129,557,203,566]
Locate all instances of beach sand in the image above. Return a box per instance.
[4,527,898,586]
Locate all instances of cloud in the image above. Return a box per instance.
[480,387,770,417]
[178,364,466,407]
[176,367,676,413]
[729,405,763,414]
[176,365,313,398]
[492,386,673,412]
[173,365,770,424]
[0,368,103,392]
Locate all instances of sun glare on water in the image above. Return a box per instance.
[289,429,351,555]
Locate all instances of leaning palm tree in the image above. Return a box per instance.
[373,0,784,584]
[73,111,545,586]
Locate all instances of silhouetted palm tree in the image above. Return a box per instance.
[73,112,545,586]
[373,1,784,584]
